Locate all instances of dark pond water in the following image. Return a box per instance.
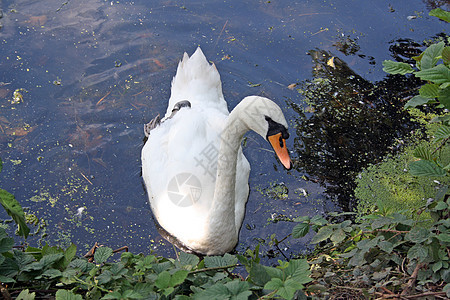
[0,0,447,261]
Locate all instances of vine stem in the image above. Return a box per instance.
[188,264,239,275]
[72,276,110,293]
[400,263,424,296]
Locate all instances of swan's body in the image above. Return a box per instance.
[142,48,291,255]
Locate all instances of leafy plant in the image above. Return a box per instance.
[0,224,312,299]
[0,158,30,238]
[383,27,450,177]
[292,195,450,298]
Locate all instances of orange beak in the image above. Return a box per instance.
[268,133,292,170]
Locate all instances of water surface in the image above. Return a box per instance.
[0,0,447,260]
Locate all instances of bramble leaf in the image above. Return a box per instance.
[225,280,252,300]
[204,253,237,269]
[0,236,14,253]
[16,289,35,300]
[405,227,429,243]
[55,289,82,300]
[310,225,334,244]
[407,244,428,262]
[292,223,310,238]
[94,247,113,264]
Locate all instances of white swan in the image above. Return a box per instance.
[141,48,292,255]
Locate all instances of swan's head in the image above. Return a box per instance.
[236,96,292,170]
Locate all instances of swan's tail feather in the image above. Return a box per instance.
[166,47,227,116]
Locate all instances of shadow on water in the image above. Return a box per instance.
[287,38,437,214]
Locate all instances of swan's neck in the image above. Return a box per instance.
[206,110,248,250]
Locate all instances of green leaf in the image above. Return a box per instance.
[101,292,122,299]
[155,271,171,289]
[122,289,145,299]
[419,83,440,98]
[22,253,64,272]
[264,277,284,291]
[432,261,443,273]
[0,189,29,238]
[55,289,83,300]
[94,246,113,264]
[415,64,450,84]
[382,60,414,75]
[438,86,450,109]
[330,228,346,244]
[285,259,311,282]
[429,8,450,23]
[405,227,429,243]
[443,47,450,64]
[419,42,444,70]
[437,233,450,243]
[16,289,35,300]
[196,283,230,300]
[378,241,394,253]
[264,265,283,280]
[0,275,16,283]
[178,252,199,267]
[293,216,310,223]
[63,244,76,269]
[39,268,62,279]
[407,244,428,262]
[0,236,14,253]
[413,145,434,161]
[292,223,309,238]
[310,215,327,226]
[265,277,303,300]
[225,280,252,300]
[133,283,155,298]
[249,263,271,286]
[310,225,334,244]
[434,125,450,143]
[204,253,237,268]
[170,269,189,286]
[371,216,394,229]
[409,160,447,176]
[404,95,432,108]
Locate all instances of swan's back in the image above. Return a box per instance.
[166,48,228,118]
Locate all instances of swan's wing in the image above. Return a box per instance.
[235,148,250,231]
[141,106,227,245]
